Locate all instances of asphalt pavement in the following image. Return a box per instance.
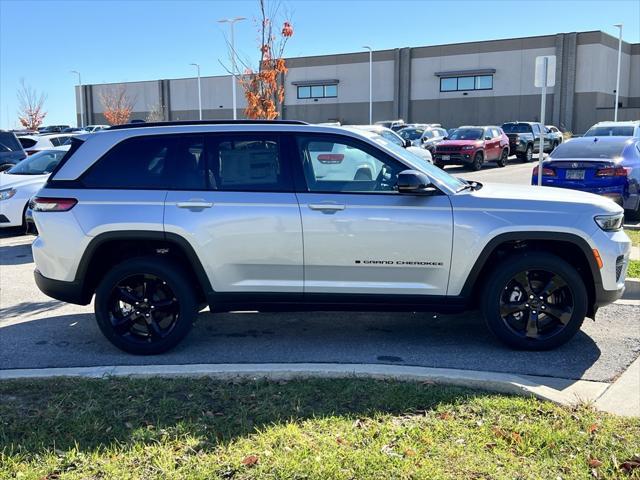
[1,233,639,382]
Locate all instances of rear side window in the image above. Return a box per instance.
[205,134,291,192]
[18,137,37,149]
[82,135,206,189]
[0,132,22,152]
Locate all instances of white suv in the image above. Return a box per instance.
[31,120,631,354]
[584,121,640,137]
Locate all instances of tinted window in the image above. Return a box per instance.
[532,124,541,134]
[550,139,630,159]
[18,137,37,148]
[584,126,635,137]
[83,135,206,189]
[440,78,457,91]
[297,86,311,98]
[310,85,324,98]
[398,128,424,141]
[501,123,531,134]
[476,75,493,89]
[207,135,290,192]
[379,130,403,146]
[0,132,22,152]
[449,128,484,140]
[297,135,404,193]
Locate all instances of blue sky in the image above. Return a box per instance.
[1,0,638,129]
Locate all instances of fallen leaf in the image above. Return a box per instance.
[588,457,602,468]
[353,419,365,429]
[437,412,452,420]
[241,454,259,467]
[587,423,599,435]
[381,444,402,458]
[620,456,640,472]
[336,436,346,445]
[511,432,523,444]
[404,448,416,457]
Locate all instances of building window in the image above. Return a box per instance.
[297,84,338,99]
[440,75,493,92]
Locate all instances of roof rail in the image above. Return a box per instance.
[107,119,308,130]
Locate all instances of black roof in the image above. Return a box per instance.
[108,119,308,131]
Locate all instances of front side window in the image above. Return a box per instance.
[207,135,290,192]
[297,135,404,193]
[82,134,206,189]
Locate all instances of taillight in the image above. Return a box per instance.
[533,166,556,177]
[595,166,629,177]
[26,150,37,156]
[317,153,344,164]
[31,197,77,212]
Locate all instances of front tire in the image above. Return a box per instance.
[481,253,587,350]
[520,144,533,162]
[471,152,483,171]
[95,256,198,354]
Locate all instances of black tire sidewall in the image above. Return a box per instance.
[481,253,588,350]
[94,256,197,354]
[497,149,507,167]
[524,145,533,162]
[472,152,483,170]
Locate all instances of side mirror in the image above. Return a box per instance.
[397,169,435,194]
[443,136,449,140]
[404,138,412,148]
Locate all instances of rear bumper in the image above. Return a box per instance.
[34,269,90,305]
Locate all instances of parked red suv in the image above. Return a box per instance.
[433,126,510,170]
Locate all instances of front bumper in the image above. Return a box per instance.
[34,269,91,305]
[433,152,475,165]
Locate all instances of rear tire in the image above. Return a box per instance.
[520,144,533,162]
[481,252,587,350]
[496,148,508,167]
[95,256,197,354]
[471,152,483,171]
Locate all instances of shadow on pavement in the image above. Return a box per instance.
[0,242,34,266]
[0,309,603,381]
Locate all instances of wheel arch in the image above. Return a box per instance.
[75,231,213,304]
[460,232,601,318]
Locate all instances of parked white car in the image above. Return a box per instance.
[0,146,69,229]
[345,125,433,165]
[18,134,76,155]
[583,121,640,137]
[83,125,109,133]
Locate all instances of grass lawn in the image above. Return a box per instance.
[625,229,640,278]
[1,378,639,479]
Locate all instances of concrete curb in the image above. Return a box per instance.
[0,362,611,409]
[596,356,640,417]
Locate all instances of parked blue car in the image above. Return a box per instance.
[531,136,640,219]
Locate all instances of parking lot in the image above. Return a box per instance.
[1,158,639,384]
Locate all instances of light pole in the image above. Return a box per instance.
[613,23,623,121]
[363,46,372,124]
[70,70,84,128]
[218,16,246,120]
[190,63,202,120]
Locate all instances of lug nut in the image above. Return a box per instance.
[541,305,546,310]
[144,298,148,302]
[135,311,140,315]
[539,296,544,300]
[529,295,534,299]
[532,310,537,314]
[150,305,155,309]
[525,303,529,307]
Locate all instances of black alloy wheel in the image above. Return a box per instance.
[481,252,587,350]
[496,148,508,167]
[95,257,197,354]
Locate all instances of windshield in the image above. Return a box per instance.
[584,126,635,137]
[368,134,467,192]
[449,128,484,140]
[6,149,67,175]
[502,123,531,134]
[398,128,424,141]
[0,133,23,152]
[550,139,630,160]
[378,130,404,146]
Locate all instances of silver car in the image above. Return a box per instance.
[31,121,630,354]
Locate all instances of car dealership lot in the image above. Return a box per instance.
[1,231,638,382]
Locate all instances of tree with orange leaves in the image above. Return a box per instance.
[17,79,47,130]
[236,0,293,119]
[99,86,135,125]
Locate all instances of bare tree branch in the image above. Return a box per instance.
[17,79,47,130]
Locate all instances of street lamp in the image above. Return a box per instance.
[70,70,84,128]
[363,46,372,124]
[190,63,202,120]
[613,24,623,122]
[218,16,246,120]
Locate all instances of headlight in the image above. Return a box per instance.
[0,188,16,201]
[594,213,624,231]
[461,146,475,150]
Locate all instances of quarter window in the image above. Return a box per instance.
[297,84,338,99]
[82,135,206,189]
[440,74,494,92]
[296,135,403,193]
